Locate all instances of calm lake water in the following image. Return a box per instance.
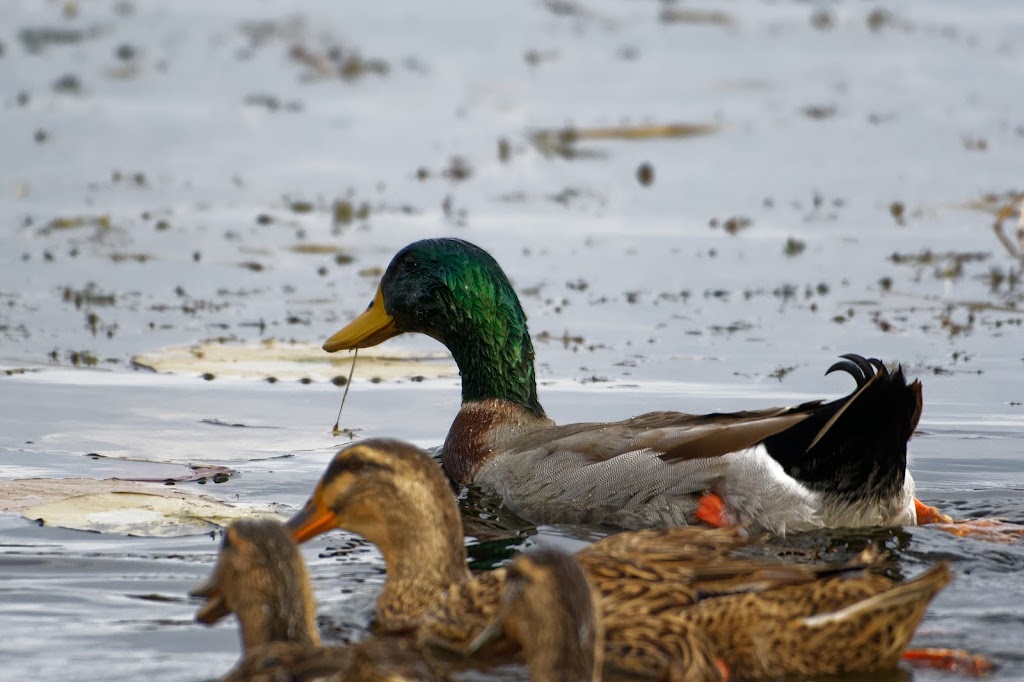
[2,0,1023,679]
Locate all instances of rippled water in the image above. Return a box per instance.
[2,0,1023,679]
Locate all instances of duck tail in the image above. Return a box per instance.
[798,563,951,664]
[764,354,922,504]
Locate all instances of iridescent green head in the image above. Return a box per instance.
[324,238,543,416]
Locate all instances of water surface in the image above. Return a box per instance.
[2,0,1023,679]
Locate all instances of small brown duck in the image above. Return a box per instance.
[451,548,606,682]
[275,439,960,680]
[192,518,442,682]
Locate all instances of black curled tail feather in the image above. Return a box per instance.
[825,353,885,387]
[764,354,921,503]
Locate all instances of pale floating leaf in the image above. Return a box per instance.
[131,340,456,382]
[0,478,282,537]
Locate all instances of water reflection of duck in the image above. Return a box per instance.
[280,439,955,680]
[322,238,950,534]
[192,518,442,682]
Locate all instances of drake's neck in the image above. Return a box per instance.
[442,399,552,485]
[442,316,544,417]
[375,525,471,632]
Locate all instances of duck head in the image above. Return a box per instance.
[192,519,319,655]
[285,439,471,629]
[323,238,544,415]
[470,548,602,682]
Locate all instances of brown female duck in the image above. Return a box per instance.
[453,548,606,682]
[276,439,960,680]
[192,518,442,682]
[467,548,972,682]
[321,237,950,533]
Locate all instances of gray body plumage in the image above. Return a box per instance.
[476,444,917,533]
[456,403,919,533]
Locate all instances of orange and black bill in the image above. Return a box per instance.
[190,577,231,625]
[285,491,341,543]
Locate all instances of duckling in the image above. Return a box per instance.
[321,237,946,533]
[460,548,605,682]
[277,439,955,680]
[192,518,442,682]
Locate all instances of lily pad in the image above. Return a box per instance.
[0,478,282,536]
[131,339,457,382]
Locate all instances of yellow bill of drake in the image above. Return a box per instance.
[323,285,401,352]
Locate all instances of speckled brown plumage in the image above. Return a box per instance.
[481,549,604,682]
[192,518,444,682]
[687,563,951,678]
[280,440,952,681]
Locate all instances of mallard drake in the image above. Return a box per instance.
[191,518,442,682]
[277,439,964,680]
[322,238,948,533]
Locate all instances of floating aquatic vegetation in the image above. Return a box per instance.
[784,238,806,257]
[949,192,1024,261]
[85,453,234,484]
[441,156,473,182]
[530,122,719,159]
[38,214,111,235]
[709,215,753,235]
[331,349,357,436]
[243,93,303,112]
[660,8,734,26]
[287,243,346,255]
[889,249,990,281]
[0,478,280,536]
[333,199,371,227]
[636,162,654,186]
[802,105,837,120]
[109,252,154,263]
[63,283,116,308]
[18,25,103,53]
[131,340,456,382]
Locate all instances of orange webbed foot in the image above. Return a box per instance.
[903,647,996,676]
[916,499,1024,543]
[696,492,728,528]
[932,518,1024,543]
[915,498,954,525]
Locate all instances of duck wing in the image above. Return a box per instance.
[479,407,824,529]
[506,406,812,464]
